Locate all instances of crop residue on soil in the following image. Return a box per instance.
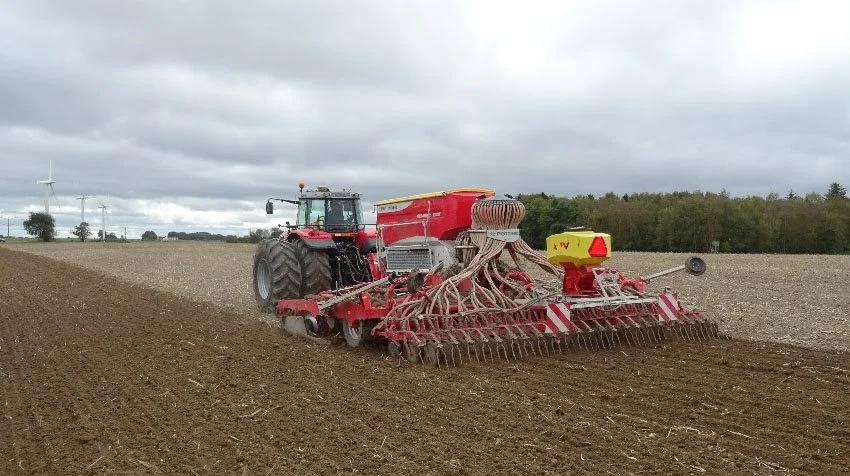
[1,248,849,475]
[9,241,850,352]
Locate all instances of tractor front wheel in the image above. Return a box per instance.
[253,239,302,313]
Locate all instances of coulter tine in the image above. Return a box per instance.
[697,322,707,339]
[535,336,545,356]
[691,322,702,341]
[617,323,630,346]
[655,326,664,343]
[646,325,659,345]
[523,338,533,357]
[683,322,694,342]
[699,322,708,340]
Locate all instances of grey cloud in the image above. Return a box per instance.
[2,0,850,237]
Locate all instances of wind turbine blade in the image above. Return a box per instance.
[49,184,60,207]
[49,160,53,181]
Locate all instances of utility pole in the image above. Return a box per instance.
[124,226,127,241]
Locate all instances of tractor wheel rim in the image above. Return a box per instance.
[257,260,271,300]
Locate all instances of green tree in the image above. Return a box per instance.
[826,182,847,200]
[96,230,120,242]
[71,222,92,242]
[141,230,158,241]
[248,228,270,243]
[23,212,56,242]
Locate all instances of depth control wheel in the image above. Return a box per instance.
[342,320,367,347]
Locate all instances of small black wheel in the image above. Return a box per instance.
[387,341,402,357]
[684,256,707,276]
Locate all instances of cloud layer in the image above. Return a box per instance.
[1,0,849,237]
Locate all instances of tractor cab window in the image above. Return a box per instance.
[326,199,358,232]
[296,198,360,231]
[299,199,327,228]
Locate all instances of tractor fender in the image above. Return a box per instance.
[290,235,337,251]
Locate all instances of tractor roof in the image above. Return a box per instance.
[300,188,361,199]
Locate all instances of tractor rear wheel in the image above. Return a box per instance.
[293,239,333,296]
[253,239,302,313]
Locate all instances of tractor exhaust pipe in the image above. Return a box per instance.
[642,256,706,283]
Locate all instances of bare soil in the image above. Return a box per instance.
[1,248,849,475]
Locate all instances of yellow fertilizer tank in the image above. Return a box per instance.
[545,230,612,267]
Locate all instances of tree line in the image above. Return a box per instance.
[18,182,849,254]
[162,229,282,243]
[515,182,850,254]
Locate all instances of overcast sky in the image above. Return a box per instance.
[1,0,849,238]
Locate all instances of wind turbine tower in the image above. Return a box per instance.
[77,194,93,222]
[98,197,109,242]
[36,160,60,214]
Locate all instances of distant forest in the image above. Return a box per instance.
[516,182,850,254]
[165,183,849,255]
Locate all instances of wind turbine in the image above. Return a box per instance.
[98,196,109,242]
[36,160,60,214]
[77,194,94,223]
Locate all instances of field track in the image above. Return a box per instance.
[1,248,849,475]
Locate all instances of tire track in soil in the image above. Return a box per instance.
[1,247,849,475]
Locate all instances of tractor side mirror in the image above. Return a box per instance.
[265,201,273,214]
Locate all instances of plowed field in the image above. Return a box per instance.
[1,248,849,475]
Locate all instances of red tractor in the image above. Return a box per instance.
[252,183,379,320]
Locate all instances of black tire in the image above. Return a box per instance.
[253,239,302,313]
[292,239,333,296]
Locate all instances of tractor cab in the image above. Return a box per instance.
[296,192,363,233]
[266,184,365,234]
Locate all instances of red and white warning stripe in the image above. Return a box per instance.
[656,292,682,322]
[544,302,576,334]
